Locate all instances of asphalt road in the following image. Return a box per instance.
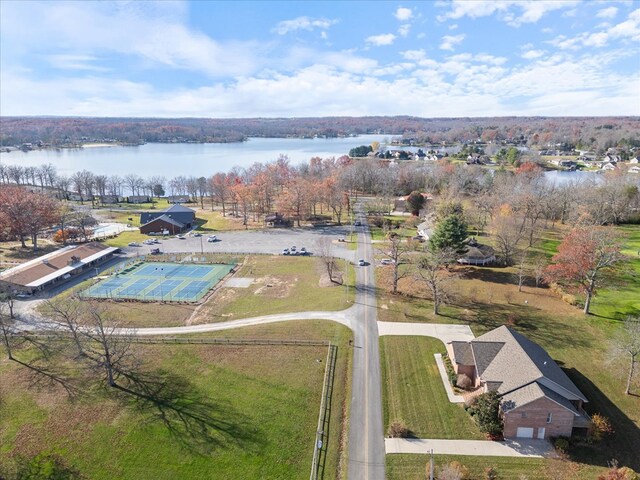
[124,225,356,261]
[347,207,386,480]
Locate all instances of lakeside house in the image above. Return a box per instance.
[128,195,151,204]
[447,326,591,440]
[165,195,191,204]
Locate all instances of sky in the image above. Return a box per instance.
[1,0,639,118]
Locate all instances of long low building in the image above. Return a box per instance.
[0,243,120,295]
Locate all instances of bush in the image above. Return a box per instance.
[468,391,503,437]
[438,461,469,480]
[484,466,500,480]
[554,437,570,453]
[561,293,578,306]
[456,373,473,390]
[590,413,614,442]
[387,420,409,438]
[598,460,638,480]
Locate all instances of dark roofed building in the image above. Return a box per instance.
[457,238,496,266]
[446,326,590,440]
[140,215,185,235]
[0,243,119,295]
[139,204,195,234]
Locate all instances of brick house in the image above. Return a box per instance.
[446,326,590,440]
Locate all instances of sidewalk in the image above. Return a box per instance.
[434,353,465,403]
[385,438,556,458]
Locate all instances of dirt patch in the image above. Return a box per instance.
[254,275,296,298]
[319,271,343,288]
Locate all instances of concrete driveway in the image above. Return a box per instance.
[378,321,474,344]
[385,438,555,457]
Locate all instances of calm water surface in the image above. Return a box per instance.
[1,136,598,185]
[0,135,386,177]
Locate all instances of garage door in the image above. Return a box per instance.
[516,427,534,438]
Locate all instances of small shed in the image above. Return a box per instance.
[140,215,184,235]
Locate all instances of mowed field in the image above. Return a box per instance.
[0,321,352,480]
[377,224,640,478]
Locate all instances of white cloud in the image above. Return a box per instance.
[394,7,413,21]
[398,24,411,37]
[273,16,338,35]
[549,8,640,49]
[596,6,618,19]
[0,1,264,77]
[521,49,544,59]
[366,33,397,46]
[437,0,579,27]
[3,48,638,118]
[440,34,465,51]
[449,24,459,30]
[401,49,426,61]
[47,54,109,72]
[417,32,426,39]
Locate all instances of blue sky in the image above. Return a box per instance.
[1,0,639,117]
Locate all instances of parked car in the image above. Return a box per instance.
[193,232,202,237]
[338,236,346,242]
[380,258,394,265]
[354,221,361,226]
[358,259,366,266]
[150,248,161,255]
[207,235,218,242]
[128,242,141,247]
[282,248,290,255]
[143,239,154,245]
[412,235,425,243]
[300,247,307,255]
[176,235,185,240]
[290,246,297,252]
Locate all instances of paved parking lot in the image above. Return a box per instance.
[124,226,360,261]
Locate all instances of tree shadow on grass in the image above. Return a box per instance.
[113,369,261,456]
[563,368,640,472]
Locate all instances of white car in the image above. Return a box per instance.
[192,232,202,237]
[176,235,185,240]
[128,241,141,247]
[358,259,366,266]
[380,258,394,265]
[207,235,218,243]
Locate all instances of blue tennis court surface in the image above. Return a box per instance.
[83,262,235,302]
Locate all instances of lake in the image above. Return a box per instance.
[0,135,387,177]
[1,135,598,185]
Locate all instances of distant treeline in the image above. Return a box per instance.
[1,116,639,151]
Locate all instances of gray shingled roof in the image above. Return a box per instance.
[141,214,184,228]
[471,341,505,377]
[450,341,474,366]
[501,382,580,415]
[472,326,588,402]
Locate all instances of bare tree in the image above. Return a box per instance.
[532,257,547,288]
[610,317,640,395]
[315,236,339,284]
[377,233,412,294]
[515,249,530,292]
[0,305,15,360]
[81,304,136,388]
[490,206,524,266]
[416,247,457,315]
[0,286,16,319]
[41,296,86,357]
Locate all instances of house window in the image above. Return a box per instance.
[547,413,553,424]
[521,412,527,418]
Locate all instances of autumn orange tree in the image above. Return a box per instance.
[545,227,624,314]
[0,186,60,250]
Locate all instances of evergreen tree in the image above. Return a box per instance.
[429,213,468,254]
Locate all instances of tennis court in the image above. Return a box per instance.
[83,262,235,302]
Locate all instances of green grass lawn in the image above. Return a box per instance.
[193,255,355,323]
[386,454,605,480]
[380,336,483,439]
[0,321,352,480]
[377,224,640,475]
